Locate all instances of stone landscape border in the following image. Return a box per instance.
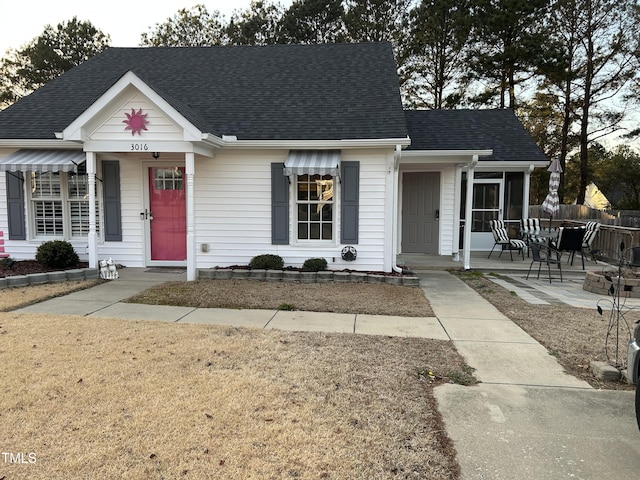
[0,268,99,290]
[198,268,420,287]
[0,268,421,289]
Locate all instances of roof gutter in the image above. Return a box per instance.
[200,134,412,150]
[0,139,83,149]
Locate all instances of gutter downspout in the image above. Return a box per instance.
[392,145,404,274]
[463,155,479,270]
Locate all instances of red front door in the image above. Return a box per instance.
[149,167,186,261]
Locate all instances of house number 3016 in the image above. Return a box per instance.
[131,143,149,151]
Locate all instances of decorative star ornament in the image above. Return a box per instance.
[123,108,149,136]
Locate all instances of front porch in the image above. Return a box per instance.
[397,251,603,276]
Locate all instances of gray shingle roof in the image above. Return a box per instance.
[0,43,408,141]
[405,109,548,162]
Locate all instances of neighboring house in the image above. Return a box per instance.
[0,42,547,279]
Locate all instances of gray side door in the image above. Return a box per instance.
[402,172,440,254]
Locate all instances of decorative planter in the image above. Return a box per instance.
[583,270,640,298]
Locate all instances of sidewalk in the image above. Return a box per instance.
[14,267,640,478]
[16,267,448,339]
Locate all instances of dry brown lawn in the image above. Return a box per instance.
[0,281,463,480]
[453,270,634,390]
[124,279,435,317]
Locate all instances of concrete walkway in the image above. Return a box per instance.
[14,267,640,478]
[421,271,640,479]
[15,267,448,339]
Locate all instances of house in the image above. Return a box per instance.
[0,42,548,279]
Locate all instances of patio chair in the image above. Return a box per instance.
[556,226,587,269]
[581,222,600,261]
[520,218,544,256]
[488,220,526,261]
[526,241,563,283]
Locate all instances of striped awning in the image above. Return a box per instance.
[284,150,340,176]
[0,149,85,173]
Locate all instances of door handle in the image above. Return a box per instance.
[435,209,440,220]
[140,209,153,220]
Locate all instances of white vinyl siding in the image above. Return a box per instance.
[194,149,390,272]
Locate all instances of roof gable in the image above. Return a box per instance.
[63,71,202,142]
[0,43,408,142]
[405,109,547,162]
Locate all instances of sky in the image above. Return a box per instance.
[0,0,260,55]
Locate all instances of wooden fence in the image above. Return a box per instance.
[529,205,640,263]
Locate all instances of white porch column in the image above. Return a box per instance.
[452,165,463,262]
[185,152,196,281]
[86,151,98,268]
[523,164,534,220]
[385,149,399,272]
[463,156,478,270]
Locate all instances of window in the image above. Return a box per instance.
[296,174,334,240]
[29,171,99,239]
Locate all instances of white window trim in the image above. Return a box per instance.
[293,173,339,246]
[27,171,102,241]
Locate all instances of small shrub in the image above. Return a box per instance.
[250,254,284,270]
[0,256,15,267]
[302,257,328,272]
[35,240,79,269]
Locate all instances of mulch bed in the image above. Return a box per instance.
[0,260,89,278]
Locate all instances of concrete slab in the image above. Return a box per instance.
[439,317,538,343]
[453,341,591,388]
[267,310,355,333]
[88,302,195,322]
[435,384,640,480]
[489,278,551,305]
[355,314,449,339]
[179,308,275,328]
[430,302,509,321]
[15,298,113,316]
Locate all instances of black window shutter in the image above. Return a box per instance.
[6,171,26,240]
[102,160,122,241]
[341,161,359,244]
[271,163,289,245]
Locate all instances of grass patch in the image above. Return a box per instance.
[124,279,434,317]
[1,313,463,479]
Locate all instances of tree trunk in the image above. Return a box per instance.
[577,4,594,206]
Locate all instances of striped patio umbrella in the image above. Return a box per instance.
[541,158,563,227]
